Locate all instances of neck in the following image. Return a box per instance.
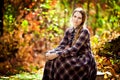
[75,25,83,31]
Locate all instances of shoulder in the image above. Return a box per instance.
[82,27,89,33]
[81,27,90,35]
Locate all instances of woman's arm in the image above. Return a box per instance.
[54,28,69,51]
[56,29,89,57]
[45,28,70,60]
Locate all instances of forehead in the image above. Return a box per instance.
[73,11,82,17]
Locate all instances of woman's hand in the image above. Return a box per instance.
[47,49,55,53]
[46,52,59,60]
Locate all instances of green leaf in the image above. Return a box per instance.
[21,20,29,32]
[40,3,51,9]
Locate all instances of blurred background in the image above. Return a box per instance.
[0,0,120,79]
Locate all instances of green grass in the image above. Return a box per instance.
[0,68,44,80]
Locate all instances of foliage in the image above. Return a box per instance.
[91,31,120,79]
[1,0,120,79]
[89,1,120,78]
[0,68,43,80]
[1,0,46,75]
[88,0,120,35]
[1,0,72,75]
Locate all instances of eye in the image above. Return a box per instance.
[78,17,82,19]
[73,15,76,18]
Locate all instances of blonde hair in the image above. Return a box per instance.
[71,8,87,45]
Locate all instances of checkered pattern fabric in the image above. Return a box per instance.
[42,27,97,80]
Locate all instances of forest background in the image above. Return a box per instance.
[0,0,120,80]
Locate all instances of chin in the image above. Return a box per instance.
[73,25,78,28]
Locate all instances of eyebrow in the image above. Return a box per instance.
[73,15,82,18]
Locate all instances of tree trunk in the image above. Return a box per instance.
[87,0,90,25]
[0,0,4,36]
[94,0,99,35]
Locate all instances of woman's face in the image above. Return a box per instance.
[72,11,82,28]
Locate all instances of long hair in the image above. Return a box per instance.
[71,8,87,46]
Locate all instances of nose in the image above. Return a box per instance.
[74,17,78,22]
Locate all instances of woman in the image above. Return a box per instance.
[42,7,97,80]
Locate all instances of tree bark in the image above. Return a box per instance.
[94,0,99,35]
[0,0,4,36]
[87,0,90,25]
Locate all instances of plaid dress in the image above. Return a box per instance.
[42,27,97,80]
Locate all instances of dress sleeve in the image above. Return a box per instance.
[54,28,69,51]
[57,29,89,57]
